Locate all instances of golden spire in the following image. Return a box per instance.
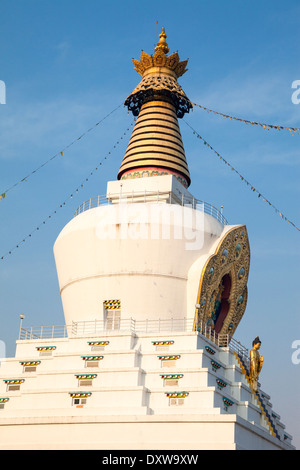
[119,28,192,188]
[155,27,169,54]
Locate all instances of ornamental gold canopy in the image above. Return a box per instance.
[132,27,188,79]
[124,27,192,119]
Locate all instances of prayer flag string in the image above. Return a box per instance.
[0,121,134,260]
[184,119,300,232]
[0,103,123,201]
[192,102,300,135]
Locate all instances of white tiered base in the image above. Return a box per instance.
[0,330,294,450]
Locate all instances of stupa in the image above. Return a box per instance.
[0,28,294,450]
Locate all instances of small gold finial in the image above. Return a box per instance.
[155,27,169,54]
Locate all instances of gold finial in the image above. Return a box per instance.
[155,27,169,54]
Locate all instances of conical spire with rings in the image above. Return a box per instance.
[118,28,192,188]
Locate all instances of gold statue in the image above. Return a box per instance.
[249,336,264,392]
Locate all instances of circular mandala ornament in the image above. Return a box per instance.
[194,225,250,340]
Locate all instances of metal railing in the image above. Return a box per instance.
[19,325,70,340]
[18,317,251,375]
[73,191,229,226]
[196,322,250,367]
[19,318,195,340]
[227,336,250,370]
[18,317,249,362]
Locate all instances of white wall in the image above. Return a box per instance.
[54,177,224,326]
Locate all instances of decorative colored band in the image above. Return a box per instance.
[20,361,41,366]
[120,169,188,189]
[75,374,97,380]
[223,397,234,407]
[88,341,109,346]
[104,300,120,310]
[216,379,227,388]
[211,360,222,370]
[205,346,216,355]
[165,392,189,398]
[69,393,92,398]
[158,355,181,360]
[152,341,174,346]
[4,379,25,384]
[160,374,184,380]
[36,346,56,351]
[81,356,104,361]
[0,398,9,403]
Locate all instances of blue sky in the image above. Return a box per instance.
[0,0,299,447]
